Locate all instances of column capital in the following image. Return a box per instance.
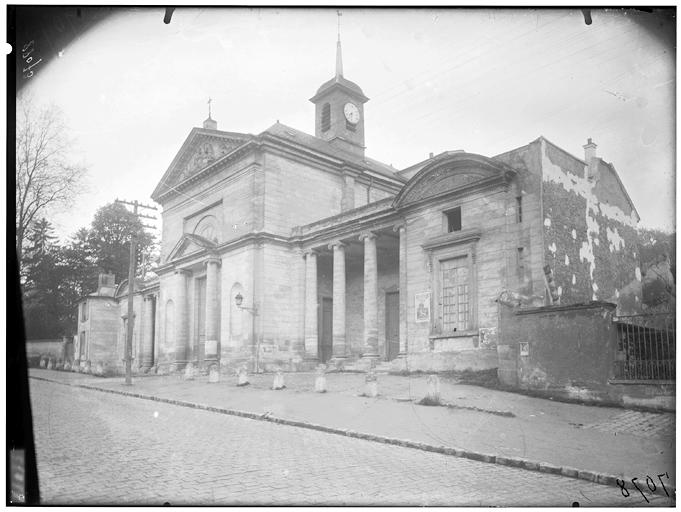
[328,240,347,251]
[392,223,406,233]
[303,248,320,258]
[359,232,378,242]
[204,256,221,267]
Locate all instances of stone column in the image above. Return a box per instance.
[360,232,379,359]
[204,257,220,364]
[329,241,347,359]
[304,250,319,360]
[396,224,408,356]
[142,295,155,368]
[174,269,190,368]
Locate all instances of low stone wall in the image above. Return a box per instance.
[498,301,674,411]
[402,348,498,373]
[26,339,64,362]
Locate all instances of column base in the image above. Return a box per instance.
[328,356,348,372]
[171,360,188,372]
[353,354,380,371]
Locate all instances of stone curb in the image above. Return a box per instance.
[29,375,676,499]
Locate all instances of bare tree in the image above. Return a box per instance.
[15,94,88,268]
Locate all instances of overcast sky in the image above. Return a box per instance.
[20,7,675,241]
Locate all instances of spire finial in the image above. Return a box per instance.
[335,10,343,78]
[207,97,212,119]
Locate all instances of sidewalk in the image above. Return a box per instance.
[29,368,676,491]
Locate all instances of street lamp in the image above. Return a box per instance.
[235,293,260,372]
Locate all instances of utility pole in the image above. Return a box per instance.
[115,198,157,386]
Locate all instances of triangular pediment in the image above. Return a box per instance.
[166,233,218,263]
[152,128,251,201]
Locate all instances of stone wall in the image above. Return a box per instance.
[160,154,258,261]
[402,184,517,371]
[26,339,64,360]
[498,301,674,410]
[264,153,343,235]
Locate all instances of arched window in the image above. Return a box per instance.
[321,103,331,132]
[194,215,219,243]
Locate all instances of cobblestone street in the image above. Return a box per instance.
[29,378,667,506]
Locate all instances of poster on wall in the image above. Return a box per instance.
[414,292,431,323]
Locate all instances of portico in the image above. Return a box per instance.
[296,211,407,367]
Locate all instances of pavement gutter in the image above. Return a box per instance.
[29,374,676,499]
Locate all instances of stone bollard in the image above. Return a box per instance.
[421,374,441,405]
[83,360,92,374]
[47,358,54,370]
[236,366,250,387]
[72,359,80,372]
[183,362,195,381]
[272,369,286,390]
[364,370,378,398]
[39,357,47,369]
[63,361,71,372]
[94,362,104,376]
[314,364,327,393]
[208,364,220,383]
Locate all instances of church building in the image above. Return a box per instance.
[77,36,643,376]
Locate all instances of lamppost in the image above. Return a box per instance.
[235,293,260,373]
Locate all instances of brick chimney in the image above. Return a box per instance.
[583,138,598,179]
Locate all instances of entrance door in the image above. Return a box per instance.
[385,292,399,361]
[319,298,333,363]
[196,277,206,366]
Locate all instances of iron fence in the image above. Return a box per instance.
[613,313,675,382]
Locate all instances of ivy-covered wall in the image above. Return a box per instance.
[539,139,642,314]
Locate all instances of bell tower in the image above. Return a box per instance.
[310,14,368,157]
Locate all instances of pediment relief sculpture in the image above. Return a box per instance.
[175,139,242,184]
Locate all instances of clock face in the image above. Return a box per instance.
[343,103,360,124]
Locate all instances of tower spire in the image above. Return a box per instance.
[335,10,343,78]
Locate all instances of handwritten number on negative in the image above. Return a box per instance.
[618,472,672,501]
[631,478,649,503]
[616,479,630,497]
[657,473,670,497]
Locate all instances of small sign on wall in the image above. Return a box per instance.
[519,342,530,357]
[479,327,497,347]
[415,291,431,323]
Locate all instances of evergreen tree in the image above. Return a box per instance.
[21,219,66,339]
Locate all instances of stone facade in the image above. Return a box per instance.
[76,47,643,376]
